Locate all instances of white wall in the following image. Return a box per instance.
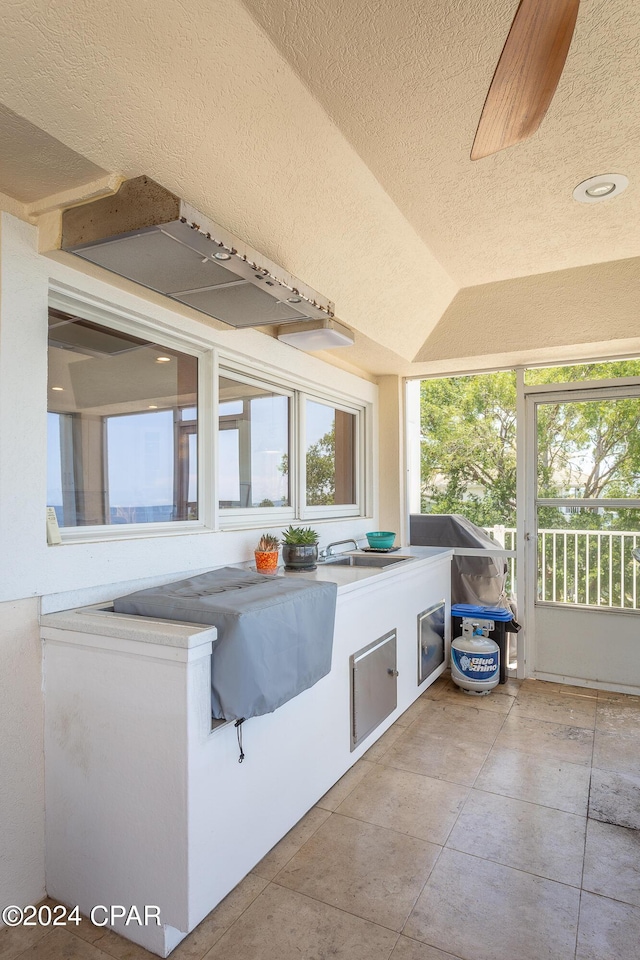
[42,552,450,953]
[377,376,407,543]
[0,210,379,918]
[0,599,45,915]
[535,604,640,693]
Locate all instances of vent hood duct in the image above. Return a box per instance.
[61,176,335,329]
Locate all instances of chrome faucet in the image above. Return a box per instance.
[319,538,359,560]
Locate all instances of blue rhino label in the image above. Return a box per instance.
[452,648,499,681]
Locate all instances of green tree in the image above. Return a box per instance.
[420,372,517,526]
[306,426,337,505]
[533,363,640,533]
[420,361,640,531]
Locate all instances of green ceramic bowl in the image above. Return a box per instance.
[366,531,396,549]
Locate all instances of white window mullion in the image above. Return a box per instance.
[297,393,308,520]
[208,348,220,532]
[289,388,299,519]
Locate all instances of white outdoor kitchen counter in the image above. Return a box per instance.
[267,544,452,593]
[40,545,452,642]
[40,546,452,956]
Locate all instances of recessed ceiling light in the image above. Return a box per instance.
[287,297,302,304]
[155,356,172,363]
[573,174,629,204]
[214,251,231,261]
[148,404,158,409]
[586,182,616,198]
[51,386,64,391]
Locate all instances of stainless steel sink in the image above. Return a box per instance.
[320,554,412,568]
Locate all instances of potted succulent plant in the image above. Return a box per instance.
[281,525,320,571]
[254,533,280,574]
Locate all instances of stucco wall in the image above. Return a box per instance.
[0,600,45,915]
[0,210,378,916]
[377,376,407,543]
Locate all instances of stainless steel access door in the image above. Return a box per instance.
[417,600,446,685]
[350,629,398,750]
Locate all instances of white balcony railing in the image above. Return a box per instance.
[484,526,640,610]
[483,525,517,598]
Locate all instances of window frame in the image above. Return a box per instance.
[216,356,370,529]
[528,381,640,612]
[47,289,371,542]
[299,392,364,521]
[217,366,297,529]
[48,288,214,543]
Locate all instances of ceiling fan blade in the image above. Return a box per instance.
[471,0,580,161]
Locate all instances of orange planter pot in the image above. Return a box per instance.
[255,550,279,574]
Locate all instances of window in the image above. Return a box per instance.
[218,374,291,510]
[47,296,367,538]
[47,306,199,528]
[305,399,357,506]
[217,372,366,525]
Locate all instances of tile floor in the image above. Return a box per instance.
[3,675,640,960]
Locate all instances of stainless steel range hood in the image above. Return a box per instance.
[61,176,334,329]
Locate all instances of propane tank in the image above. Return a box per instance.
[450,618,500,696]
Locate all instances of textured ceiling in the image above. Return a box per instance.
[242,0,640,286]
[0,0,456,365]
[0,0,639,377]
[416,255,640,360]
[0,102,106,203]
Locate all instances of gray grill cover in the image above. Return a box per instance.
[114,568,337,720]
[410,514,509,609]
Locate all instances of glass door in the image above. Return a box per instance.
[526,385,640,687]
